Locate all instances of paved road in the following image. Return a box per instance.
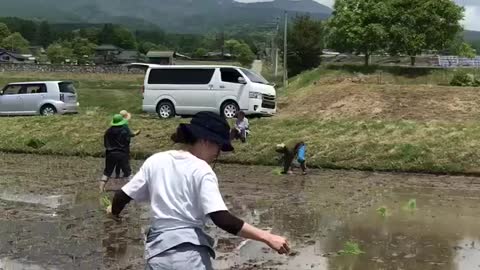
[251,60,263,74]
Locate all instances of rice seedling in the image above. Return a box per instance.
[338,241,365,255]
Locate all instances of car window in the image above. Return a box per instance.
[22,84,47,94]
[240,68,269,84]
[221,68,244,84]
[59,82,76,94]
[148,68,215,84]
[2,85,22,95]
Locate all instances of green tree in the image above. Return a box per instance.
[46,42,74,64]
[70,37,96,64]
[328,0,390,66]
[224,39,241,55]
[194,48,207,58]
[387,0,464,65]
[98,24,116,45]
[456,42,477,58]
[2,32,30,53]
[287,15,324,76]
[0,23,11,41]
[79,27,101,44]
[113,26,137,49]
[36,21,52,48]
[235,42,255,67]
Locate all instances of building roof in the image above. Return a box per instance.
[96,44,121,51]
[116,50,139,60]
[0,50,28,60]
[146,51,174,58]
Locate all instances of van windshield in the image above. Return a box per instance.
[59,82,76,94]
[240,68,269,85]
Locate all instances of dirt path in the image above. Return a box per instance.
[1,153,480,269]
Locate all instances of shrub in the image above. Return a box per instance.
[450,71,479,87]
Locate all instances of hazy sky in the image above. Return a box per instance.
[237,0,480,31]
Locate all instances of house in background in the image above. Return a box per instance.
[94,45,142,65]
[115,50,143,64]
[146,51,175,65]
[0,49,29,63]
[94,44,122,64]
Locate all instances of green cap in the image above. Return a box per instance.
[111,114,128,126]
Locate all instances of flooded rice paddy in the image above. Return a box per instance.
[1,153,480,270]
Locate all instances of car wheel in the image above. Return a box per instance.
[157,101,175,119]
[221,101,239,119]
[40,105,56,116]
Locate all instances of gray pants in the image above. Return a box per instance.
[146,243,213,270]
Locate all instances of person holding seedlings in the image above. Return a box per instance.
[107,111,290,269]
[230,111,249,143]
[100,114,133,192]
[275,141,307,175]
[114,110,140,179]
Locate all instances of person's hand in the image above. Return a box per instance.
[265,233,290,254]
[106,206,121,222]
[134,130,141,136]
[99,181,106,193]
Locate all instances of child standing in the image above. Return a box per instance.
[275,141,307,175]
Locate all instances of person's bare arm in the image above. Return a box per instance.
[209,211,289,254]
[238,223,290,254]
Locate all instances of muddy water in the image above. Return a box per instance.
[1,153,480,270]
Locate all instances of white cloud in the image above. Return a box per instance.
[462,6,480,31]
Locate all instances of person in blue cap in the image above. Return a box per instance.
[107,111,290,269]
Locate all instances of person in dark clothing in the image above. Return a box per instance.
[100,114,132,192]
[114,110,140,179]
[275,141,307,175]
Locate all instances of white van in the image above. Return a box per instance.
[142,65,276,118]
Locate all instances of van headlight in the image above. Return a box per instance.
[249,91,262,99]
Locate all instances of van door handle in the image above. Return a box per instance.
[219,85,225,89]
[208,84,214,90]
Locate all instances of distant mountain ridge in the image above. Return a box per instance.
[0,0,332,33]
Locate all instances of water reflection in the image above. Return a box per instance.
[0,258,60,270]
[0,192,74,209]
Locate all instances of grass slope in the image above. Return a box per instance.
[2,67,480,174]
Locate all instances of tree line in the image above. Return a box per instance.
[285,0,477,76]
[0,17,258,65]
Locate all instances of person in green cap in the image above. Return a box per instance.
[100,114,133,192]
[114,110,140,179]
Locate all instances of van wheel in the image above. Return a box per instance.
[157,101,175,119]
[221,101,239,119]
[40,105,56,116]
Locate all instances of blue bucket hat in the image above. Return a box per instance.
[180,111,234,152]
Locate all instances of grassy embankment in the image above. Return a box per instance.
[2,66,480,174]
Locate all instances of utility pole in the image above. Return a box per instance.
[274,17,280,77]
[283,10,288,87]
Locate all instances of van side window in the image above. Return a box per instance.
[2,85,22,95]
[148,69,215,84]
[22,84,47,94]
[221,68,244,84]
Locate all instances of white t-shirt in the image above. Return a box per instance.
[235,118,249,130]
[122,150,228,231]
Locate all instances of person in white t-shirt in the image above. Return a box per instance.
[107,111,289,269]
[230,111,249,143]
